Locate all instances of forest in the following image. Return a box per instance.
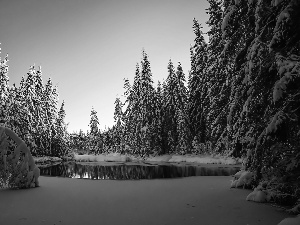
[1,0,300,206]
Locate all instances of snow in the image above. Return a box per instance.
[231,170,253,188]
[146,154,240,165]
[0,126,40,188]
[266,111,285,135]
[74,153,131,162]
[146,154,172,162]
[34,156,62,164]
[235,0,241,5]
[246,188,268,202]
[274,0,284,7]
[74,153,241,165]
[277,215,300,225]
[0,176,288,224]
[221,6,237,33]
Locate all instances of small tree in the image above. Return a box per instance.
[88,107,100,154]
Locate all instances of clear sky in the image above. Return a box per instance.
[0,0,209,133]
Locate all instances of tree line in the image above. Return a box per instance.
[0,61,69,157]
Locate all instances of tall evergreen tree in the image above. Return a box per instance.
[42,78,59,155]
[88,107,100,154]
[113,97,124,152]
[89,107,99,135]
[52,101,69,157]
[122,51,161,156]
[188,18,208,143]
[162,60,189,153]
[163,59,178,152]
[0,51,9,124]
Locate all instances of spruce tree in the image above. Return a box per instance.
[0,51,9,125]
[163,59,178,153]
[113,97,124,153]
[42,78,58,155]
[188,18,208,144]
[88,107,100,154]
[52,101,69,157]
[122,51,161,156]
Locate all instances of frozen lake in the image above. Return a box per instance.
[39,161,241,180]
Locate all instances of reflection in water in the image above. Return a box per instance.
[39,162,241,180]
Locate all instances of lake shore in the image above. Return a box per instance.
[0,176,289,225]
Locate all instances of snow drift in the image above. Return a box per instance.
[0,126,40,189]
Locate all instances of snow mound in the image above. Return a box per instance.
[231,170,253,188]
[0,126,40,189]
[277,215,300,225]
[74,153,131,162]
[147,154,239,165]
[34,156,62,164]
[104,153,131,162]
[184,155,238,165]
[146,155,172,162]
[246,188,268,203]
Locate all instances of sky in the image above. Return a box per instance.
[0,0,209,133]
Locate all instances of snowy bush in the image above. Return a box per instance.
[0,126,40,189]
[246,187,269,203]
[231,170,254,188]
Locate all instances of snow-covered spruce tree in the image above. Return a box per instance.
[52,101,70,157]
[218,0,257,158]
[222,0,300,199]
[0,50,9,125]
[163,60,179,153]
[176,108,190,154]
[70,129,89,155]
[188,18,208,144]
[32,66,47,156]
[162,60,190,154]
[5,84,31,151]
[88,107,100,154]
[205,0,232,151]
[138,50,161,156]
[175,63,190,152]
[153,81,163,155]
[122,51,161,156]
[122,64,141,154]
[13,66,38,155]
[42,78,59,156]
[113,97,124,153]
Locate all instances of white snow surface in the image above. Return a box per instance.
[246,188,269,202]
[231,170,254,188]
[74,153,131,162]
[277,215,300,225]
[75,153,241,165]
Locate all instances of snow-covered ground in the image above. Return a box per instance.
[74,153,243,165]
[0,176,289,225]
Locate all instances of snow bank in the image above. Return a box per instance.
[146,155,173,162]
[147,154,239,165]
[231,170,253,188]
[74,153,131,162]
[246,188,269,203]
[34,156,62,164]
[0,126,40,189]
[277,215,300,225]
[74,153,241,165]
